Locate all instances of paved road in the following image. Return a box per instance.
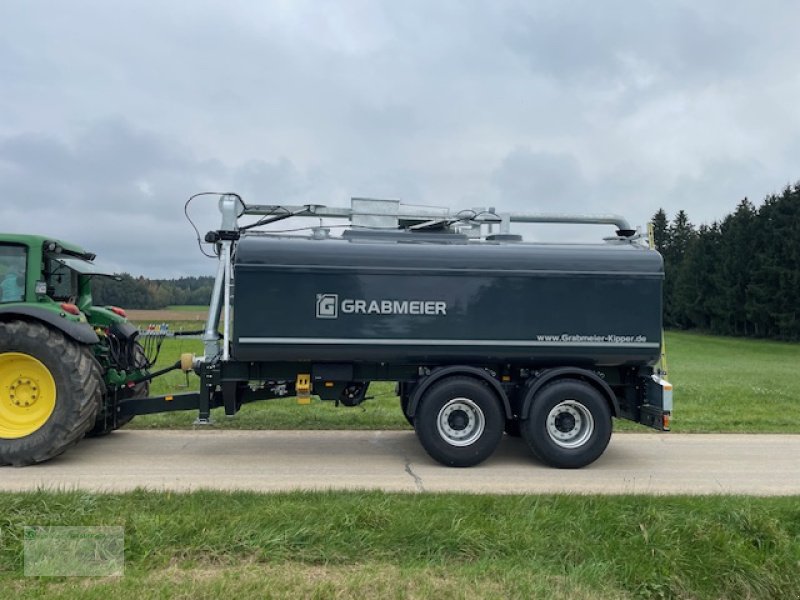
[1,431,799,495]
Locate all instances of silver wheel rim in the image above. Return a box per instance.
[436,397,485,447]
[546,400,594,448]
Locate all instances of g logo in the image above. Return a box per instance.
[316,294,338,319]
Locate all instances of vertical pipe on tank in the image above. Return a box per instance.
[202,254,226,360]
[222,241,232,361]
[204,193,242,362]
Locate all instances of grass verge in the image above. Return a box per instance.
[129,329,800,433]
[1,490,799,599]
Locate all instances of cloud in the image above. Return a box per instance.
[503,1,784,89]
[491,148,589,211]
[0,120,326,276]
[1,1,799,273]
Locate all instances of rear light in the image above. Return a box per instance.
[60,303,80,316]
[109,306,127,318]
[662,413,671,430]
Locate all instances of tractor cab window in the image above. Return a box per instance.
[44,256,80,302]
[0,245,27,303]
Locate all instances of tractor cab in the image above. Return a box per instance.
[0,234,121,322]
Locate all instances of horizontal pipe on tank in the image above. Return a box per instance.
[241,203,633,233]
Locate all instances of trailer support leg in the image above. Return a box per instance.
[194,365,214,425]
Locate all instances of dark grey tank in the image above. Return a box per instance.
[232,233,664,366]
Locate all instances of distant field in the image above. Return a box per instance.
[167,305,209,312]
[126,308,207,324]
[126,327,800,433]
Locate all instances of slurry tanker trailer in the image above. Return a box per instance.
[0,194,672,469]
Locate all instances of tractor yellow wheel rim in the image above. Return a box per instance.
[0,353,57,439]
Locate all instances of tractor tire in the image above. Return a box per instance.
[0,320,101,466]
[86,342,148,437]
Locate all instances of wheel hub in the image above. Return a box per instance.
[545,400,595,449]
[448,410,469,431]
[9,377,40,407]
[436,397,486,447]
[555,412,576,432]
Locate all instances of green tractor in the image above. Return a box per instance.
[0,234,151,466]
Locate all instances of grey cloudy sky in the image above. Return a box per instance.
[1,1,799,276]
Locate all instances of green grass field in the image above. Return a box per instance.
[659,332,800,432]
[2,490,799,599]
[130,330,800,433]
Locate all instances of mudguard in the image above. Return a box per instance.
[0,306,99,344]
[520,367,620,418]
[406,365,513,419]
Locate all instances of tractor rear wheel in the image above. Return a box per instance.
[0,320,101,466]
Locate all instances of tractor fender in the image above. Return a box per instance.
[0,306,99,344]
[406,365,513,419]
[520,367,619,419]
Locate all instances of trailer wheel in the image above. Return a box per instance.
[521,379,611,469]
[415,376,504,467]
[86,342,148,437]
[0,320,100,466]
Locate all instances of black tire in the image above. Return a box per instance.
[86,342,148,437]
[414,376,504,467]
[0,320,101,466]
[504,419,522,437]
[521,379,612,469]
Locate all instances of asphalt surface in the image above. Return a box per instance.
[1,431,799,495]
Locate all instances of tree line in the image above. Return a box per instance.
[92,275,214,309]
[653,182,799,340]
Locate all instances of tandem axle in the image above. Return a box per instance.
[109,352,671,469]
